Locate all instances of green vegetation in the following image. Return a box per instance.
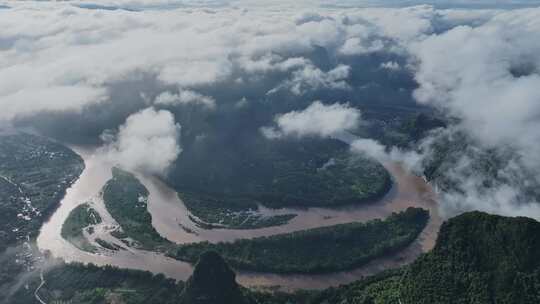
[400,211,540,304]
[5,251,402,304]
[305,270,402,304]
[167,105,444,229]
[95,238,125,251]
[252,269,403,304]
[351,108,445,148]
[170,138,391,209]
[61,203,101,252]
[170,138,391,228]
[12,211,540,304]
[10,262,185,304]
[398,113,446,143]
[0,133,84,300]
[9,252,403,304]
[0,133,84,252]
[170,208,429,274]
[180,192,296,229]
[0,245,27,301]
[382,112,445,147]
[180,251,256,304]
[255,211,540,304]
[421,130,540,205]
[0,178,22,252]
[103,167,170,250]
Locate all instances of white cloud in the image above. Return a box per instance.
[350,138,386,159]
[238,55,308,74]
[8,2,493,123]
[417,127,540,220]
[350,138,423,171]
[154,89,216,109]
[437,156,540,220]
[380,61,400,70]
[270,64,351,95]
[0,85,106,120]
[100,107,181,175]
[0,2,488,123]
[235,97,249,108]
[3,1,540,221]
[263,101,360,138]
[410,8,540,173]
[340,37,384,55]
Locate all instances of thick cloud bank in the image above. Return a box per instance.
[407,9,540,219]
[0,3,443,122]
[2,1,540,219]
[100,107,181,175]
[412,9,540,170]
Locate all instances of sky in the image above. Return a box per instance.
[1,0,540,219]
[9,1,539,10]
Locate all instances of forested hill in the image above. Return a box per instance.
[179,251,256,304]
[176,211,540,304]
[255,211,540,304]
[10,211,540,303]
[400,211,540,304]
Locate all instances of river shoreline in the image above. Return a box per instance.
[37,144,441,290]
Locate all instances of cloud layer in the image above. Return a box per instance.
[100,107,181,175]
[262,101,360,138]
[0,3,458,122]
[412,9,540,171]
[154,89,216,109]
[2,2,540,219]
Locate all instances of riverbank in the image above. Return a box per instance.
[37,145,441,290]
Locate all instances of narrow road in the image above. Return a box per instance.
[34,270,47,304]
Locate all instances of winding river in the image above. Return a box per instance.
[37,142,441,291]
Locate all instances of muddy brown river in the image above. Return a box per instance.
[37,142,441,291]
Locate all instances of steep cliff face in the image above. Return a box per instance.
[400,211,540,304]
[179,251,254,304]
